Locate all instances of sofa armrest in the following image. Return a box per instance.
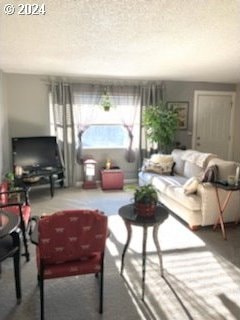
[197,183,240,226]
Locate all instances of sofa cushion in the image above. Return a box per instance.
[183,161,203,179]
[183,177,200,195]
[151,175,188,193]
[171,149,186,175]
[207,158,237,180]
[165,185,201,211]
[181,150,217,168]
[139,171,162,185]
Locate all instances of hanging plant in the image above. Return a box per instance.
[100,89,112,111]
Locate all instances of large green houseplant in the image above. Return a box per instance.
[143,102,178,153]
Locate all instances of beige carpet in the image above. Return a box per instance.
[109,214,240,320]
[1,186,240,320]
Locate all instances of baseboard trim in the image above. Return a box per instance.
[75,178,138,187]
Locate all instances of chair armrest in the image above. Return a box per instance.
[0,187,30,205]
[29,216,40,245]
[98,211,110,237]
[0,202,25,208]
[0,203,26,226]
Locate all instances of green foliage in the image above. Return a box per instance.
[5,171,15,190]
[101,91,112,111]
[143,102,178,153]
[134,184,158,204]
[5,171,14,182]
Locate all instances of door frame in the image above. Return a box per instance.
[192,90,236,160]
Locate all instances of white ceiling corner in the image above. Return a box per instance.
[0,0,240,83]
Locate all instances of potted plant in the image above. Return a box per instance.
[100,90,113,111]
[3,171,23,201]
[143,102,178,154]
[134,184,158,217]
[4,171,15,190]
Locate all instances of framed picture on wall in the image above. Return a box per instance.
[167,101,189,130]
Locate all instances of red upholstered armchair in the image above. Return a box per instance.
[0,181,31,261]
[36,209,108,320]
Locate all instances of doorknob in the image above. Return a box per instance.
[197,143,201,146]
[197,137,200,140]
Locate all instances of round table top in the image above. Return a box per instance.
[119,204,169,227]
[0,211,20,238]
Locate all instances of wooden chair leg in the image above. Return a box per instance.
[20,218,30,262]
[12,231,22,304]
[39,266,44,320]
[37,273,41,286]
[17,205,30,262]
[13,249,21,303]
[99,254,104,314]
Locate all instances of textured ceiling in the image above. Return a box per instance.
[0,0,240,83]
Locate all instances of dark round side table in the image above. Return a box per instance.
[0,211,20,238]
[0,210,21,303]
[119,203,169,300]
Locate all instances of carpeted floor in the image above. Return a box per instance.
[1,186,240,320]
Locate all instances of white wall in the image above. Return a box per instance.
[5,74,139,181]
[165,81,236,149]
[233,83,240,161]
[0,71,10,178]
[0,70,4,178]
[5,74,50,138]
[2,73,51,176]
[3,73,240,182]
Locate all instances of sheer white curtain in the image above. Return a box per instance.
[72,84,102,163]
[49,82,76,186]
[72,83,141,163]
[111,85,141,162]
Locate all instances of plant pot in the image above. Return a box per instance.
[135,202,156,217]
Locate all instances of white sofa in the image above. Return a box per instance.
[138,149,240,229]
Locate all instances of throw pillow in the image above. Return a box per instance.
[145,162,171,174]
[146,154,175,175]
[183,177,200,195]
[201,165,218,183]
[143,159,175,175]
[150,154,174,165]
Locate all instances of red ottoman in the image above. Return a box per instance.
[100,168,124,190]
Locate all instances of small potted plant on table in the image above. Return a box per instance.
[134,184,158,217]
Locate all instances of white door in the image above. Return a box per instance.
[192,91,235,160]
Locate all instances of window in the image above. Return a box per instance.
[82,125,129,148]
[72,84,140,150]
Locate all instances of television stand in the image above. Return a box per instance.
[15,168,64,198]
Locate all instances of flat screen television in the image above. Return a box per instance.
[12,136,62,172]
